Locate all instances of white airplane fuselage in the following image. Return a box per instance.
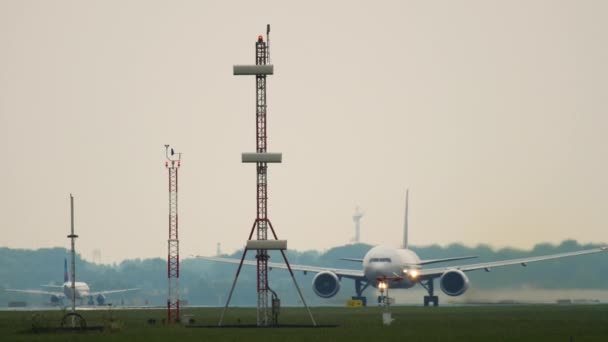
[62,281,91,299]
[363,245,421,288]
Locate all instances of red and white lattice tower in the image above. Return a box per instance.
[164,145,181,323]
[219,25,316,327]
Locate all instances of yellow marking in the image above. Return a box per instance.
[346,299,363,308]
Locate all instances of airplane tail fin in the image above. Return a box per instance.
[403,189,409,249]
[64,258,69,283]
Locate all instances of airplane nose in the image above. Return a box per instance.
[365,263,383,281]
[366,263,379,272]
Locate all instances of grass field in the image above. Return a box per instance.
[1,305,607,341]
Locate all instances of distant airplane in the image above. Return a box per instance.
[6,259,139,306]
[200,190,608,306]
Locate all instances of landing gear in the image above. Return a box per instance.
[420,279,439,307]
[423,295,438,307]
[352,279,369,306]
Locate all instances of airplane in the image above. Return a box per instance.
[6,258,139,306]
[199,190,608,306]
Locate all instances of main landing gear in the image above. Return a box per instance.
[420,279,439,307]
[351,279,370,306]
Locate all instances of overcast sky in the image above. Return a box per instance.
[1,0,606,263]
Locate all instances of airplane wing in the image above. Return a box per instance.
[5,288,63,297]
[418,255,478,266]
[419,246,608,279]
[198,256,365,279]
[339,258,363,262]
[89,288,140,296]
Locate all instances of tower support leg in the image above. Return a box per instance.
[218,220,257,326]
[268,221,316,326]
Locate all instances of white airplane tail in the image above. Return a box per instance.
[64,258,69,283]
[403,189,409,249]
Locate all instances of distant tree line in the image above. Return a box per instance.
[1,240,606,306]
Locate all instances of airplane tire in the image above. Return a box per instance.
[424,296,439,307]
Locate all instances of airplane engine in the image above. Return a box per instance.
[312,271,341,298]
[439,269,470,296]
[96,294,106,305]
[50,295,61,305]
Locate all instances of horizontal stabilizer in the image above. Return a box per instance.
[340,258,364,263]
[418,255,478,266]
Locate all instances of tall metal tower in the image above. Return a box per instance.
[220,25,315,327]
[68,194,77,313]
[164,145,181,323]
[352,206,364,243]
[63,194,86,329]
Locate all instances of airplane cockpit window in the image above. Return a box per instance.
[369,257,392,263]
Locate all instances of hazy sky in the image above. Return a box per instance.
[1,0,606,263]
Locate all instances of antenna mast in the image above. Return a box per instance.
[164,145,182,324]
[221,25,316,327]
[266,24,271,64]
[68,194,78,313]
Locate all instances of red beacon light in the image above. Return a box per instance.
[178,161,181,167]
[165,161,168,167]
[257,35,263,42]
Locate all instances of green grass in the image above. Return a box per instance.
[1,305,607,341]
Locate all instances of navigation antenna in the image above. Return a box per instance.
[221,25,316,327]
[164,144,182,324]
[266,24,271,64]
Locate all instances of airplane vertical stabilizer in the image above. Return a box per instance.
[64,258,69,283]
[403,189,409,249]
